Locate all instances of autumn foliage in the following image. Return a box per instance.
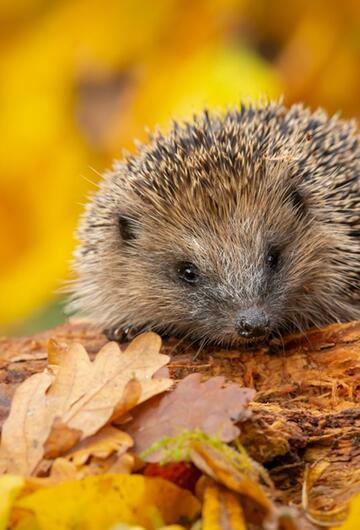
[1,0,360,333]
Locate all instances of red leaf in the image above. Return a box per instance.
[143,462,201,493]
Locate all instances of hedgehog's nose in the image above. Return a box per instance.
[236,309,270,338]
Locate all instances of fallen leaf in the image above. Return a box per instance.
[144,462,201,493]
[47,458,82,482]
[0,371,54,475]
[126,374,255,458]
[0,475,25,530]
[334,493,360,530]
[110,378,142,422]
[105,453,135,474]
[0,332,172,475]
[43,419,82,459]
[43,380,140,461]
[46,451,135,482]
[303,462,349,527]
[202,481,246,530]
[45,425,133,479]
[57,335,171,438]
[12,474,201,529]
[65,426,133,466]
[190,440,274,526]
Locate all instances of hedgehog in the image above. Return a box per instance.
[67,101,360,347]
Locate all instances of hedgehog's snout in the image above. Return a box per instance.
[235,308,270,339]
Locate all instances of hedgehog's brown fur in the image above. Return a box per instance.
[68,101,360,346]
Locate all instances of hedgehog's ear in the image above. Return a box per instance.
[118,214,138,242]
[288,187,307,218]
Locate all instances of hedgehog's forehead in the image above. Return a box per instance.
[137,179,295,252]
[126,136,302,210]
[129,155,296,218]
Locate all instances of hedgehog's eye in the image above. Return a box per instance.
[119,215,137,242]
[177,262,200,284]
[266,248,280,270]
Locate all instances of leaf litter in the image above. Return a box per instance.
[0,326,359,529]
[0,332,172,476]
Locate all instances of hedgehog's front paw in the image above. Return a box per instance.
[103,325,141,342]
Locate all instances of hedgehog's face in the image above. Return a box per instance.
[99,176,333,347]
[70,105,359,347]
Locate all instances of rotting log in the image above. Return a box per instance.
[0,319,359,517]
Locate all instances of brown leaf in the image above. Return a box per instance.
[43,419,82,459]
[126,373,255,457]
[64,425,133,466]
[46,426,135,482]
[59,335,171,438]
[105,452,135,474]
[0,332,171,475]
[0,371,54,475]
[110,378,142,422]
[48,458,82,482]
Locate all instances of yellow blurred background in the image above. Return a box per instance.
[1,0,360,335]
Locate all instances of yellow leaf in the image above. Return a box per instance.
[202,482,246,530]
[108,525,186,530]
[190,440,273,524]
[333,494,360,529]
[47,340,68,367]
[13,474,201,530]
[0,475,25,530]
[302,462,349,527]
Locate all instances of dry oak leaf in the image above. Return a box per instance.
[126,373,255,458]
[0,332,172,475]
[43,419,82,460]
[44,425,135,482]
[47,452,135,483]
[64,425,133,467]
[0,372,54,476]
[12,474,201,530]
